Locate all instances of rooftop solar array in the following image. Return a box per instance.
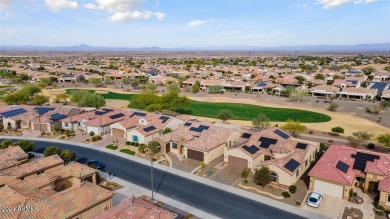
[257,82,267,87]
[296,143,308,150]
[102,108,114,112]
[95,111,107,115]
[159,116,169,123]
[184,122,192,126]
[0,108,27,118]
[242,133,252,139]
[274,129,290,139]
[369,82,389,95]
[109,113,125,120]
[34,107,55,116]
[130,112,147,117]
[143,126,156,132]
[50,113,66,121]
[352,152,380,171]
[242,145,260,155]
[260,142,271,149]
[259,137,278,145]
[336,161,349,173]
[189,125,210,133]
[284,159,300,172]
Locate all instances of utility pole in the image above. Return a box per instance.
[150,141,154,201]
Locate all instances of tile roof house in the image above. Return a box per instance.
[225,128,319,187]
[156,122,241,164]
[0,158,112,219]
[84,109,132,136]
[382,89,390,100]
[110,111,183,144]
[0,154,64,186]
[309,84,340,98]
[308,145,390,206]
[95,196,177,219]
[0,146,28,171]
[338,87,378,100]
[332,79,361,88]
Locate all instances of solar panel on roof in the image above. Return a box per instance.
[352,152,380,171]
[199,125,209,131]
[50,113,66,121]
[284,159,300,172]
[184,122,192,126]
[143,126,156,132]
[259,142,270,149]
[34,107,55,116]
[296,143,308,150]
[130,112,147,117]
[242,145,260,155]
[109,113,125,119]
[189,127,201,132]
[259,137,277,145]
[159,116,169,123]
[0,108,27,118]
[95,111,105,115]
[274,129,290,139]
[102,108,114,112]
[336,161,349,173]
[242,133,252,139]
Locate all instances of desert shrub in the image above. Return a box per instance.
[282,192,291,198]
[125,141,131,145]
[92,136,102,142]
[367,143,376,150]
[289,185,297,194]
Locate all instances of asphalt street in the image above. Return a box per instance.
[1,138,306,219]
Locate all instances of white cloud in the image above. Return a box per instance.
[0,0,11,9]
[84,3,98,10]
[89,0,165,22]
[45,0,78,11]
[187,20,208,28]
[318,0,378,9]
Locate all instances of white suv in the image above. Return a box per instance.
[307,191,323,208]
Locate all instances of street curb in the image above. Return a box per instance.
[0,136,329,219]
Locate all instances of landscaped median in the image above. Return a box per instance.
[66,89,331,123]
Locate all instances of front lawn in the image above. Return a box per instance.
[66,89,331,123]
[120,149,135,155]
[106,144,118,150]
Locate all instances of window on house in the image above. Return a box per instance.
[172,142,177,149]
[60,184,66,191]
[387,195,390,203]
[296,170,299,177]
[305,160,308,166]
[264,155,271,161]
[78,122,80,126]
[270,172,278,182]
[65,123,68,127]
[132,135,138,142]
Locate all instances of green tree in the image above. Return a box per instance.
[384,66,390,72]
[252,114,270,130]
[31,95,49,105]
[314,73,325,80]
[89,131,95,137]
[36,81,47,88]
[0,139,13,149]
[104,77,114,84]
[208,85,224,94]
[353,131,373,142]
[289,88,308,102]
[245,86,251,92]
[167,82,180,93]
[71,91,105,108]
[138,143,147,154]
[216,109,233,123]
[331,126,344,135]
[254,167,272,188]
[192,81,201,93]
[147,141,159,158]
[144,83,156,92]
[377,134,390,149]
[379,101,390,110]
[134,92,160,108]
[43,146,62,157]
[60,150,76,163]
[362,66,375,75]
[282,119,307,136]
[161,91,190,112]
[241,168,250,183]
[89,78,102,86]
[282,85,295,97]
[14,140,35,152]
[122,76,131,85]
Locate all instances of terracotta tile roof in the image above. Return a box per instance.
[0,182,113,219]
[309,145,390,186]
[116,112,174,136]
[95,196,177,219]
[339,87,377,96]
[85,110,132,127]
[0,155,64,178]
[0,146,28,171]
[309,84,340,93]
[9,174,57,192]
[45,162,97,180]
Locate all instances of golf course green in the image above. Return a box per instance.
[66,89,331,123]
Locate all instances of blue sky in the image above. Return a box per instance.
[0,0,389,47]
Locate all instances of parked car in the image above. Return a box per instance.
[87,160,106,170]
[307,191,323,208]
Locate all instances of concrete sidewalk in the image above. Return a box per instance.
[1,136,328,219]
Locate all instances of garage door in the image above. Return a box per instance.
[112,128,125,138]
[187,149,204,161]
[228,156,248,168]
[314,179,344,198]
[34,123,48,132]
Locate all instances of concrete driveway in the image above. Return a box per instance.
[210,165,243,186]
[167,152,200,172]
[302,192,345,219]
